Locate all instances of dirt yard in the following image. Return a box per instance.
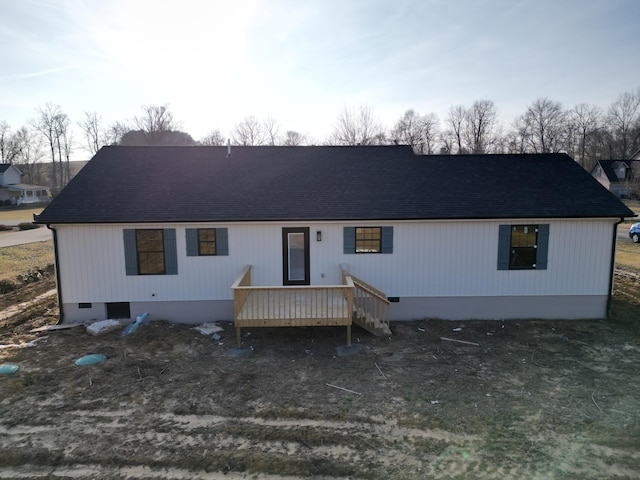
[1,273,639,479]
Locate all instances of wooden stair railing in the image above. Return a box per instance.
[341,269,391,337]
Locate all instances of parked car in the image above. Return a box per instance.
[630,223,640,243]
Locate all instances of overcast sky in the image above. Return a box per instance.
[1,0,639,156]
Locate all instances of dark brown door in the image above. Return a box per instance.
[282,227,310,285]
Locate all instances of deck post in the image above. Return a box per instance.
[346,325,351,347]
[236,327,241,348]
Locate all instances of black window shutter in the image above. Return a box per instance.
[216,228,229,256]
[343,227,355,254]
[123,229,138,275]
[536,224,550,270]
[497,225,511,270]
[164,229,178,275]
[381,227,393,254]
[185,228,198,256]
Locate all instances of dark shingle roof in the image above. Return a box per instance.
[593,160,637,183]
[35,145,634,224]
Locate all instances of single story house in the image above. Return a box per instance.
[0,163,50,205]
[591,159,639,198]
[35,145,634,331]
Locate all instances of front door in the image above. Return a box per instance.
[282,227,310,285]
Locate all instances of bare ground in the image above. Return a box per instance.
[0,273,639,479]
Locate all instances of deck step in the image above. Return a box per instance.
[352,306,391,337]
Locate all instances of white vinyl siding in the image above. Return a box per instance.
[0,166,21,185]
[53,218,616,306]
[351,219,613,297]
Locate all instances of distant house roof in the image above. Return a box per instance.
[592,160,637,183]
[35,145,635,224]
[0,163,21,175]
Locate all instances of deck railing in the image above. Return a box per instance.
[341,269,391,335]
[230,264,252,322]
[231,265,355,346]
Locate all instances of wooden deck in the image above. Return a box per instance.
[236,288,352,327]
[231,265,391,347]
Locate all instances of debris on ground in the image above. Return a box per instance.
[74,353,107,366]
[192,322,224,336]
[30,323,84,333]
[86,319,122,336]
[121,312,148,336]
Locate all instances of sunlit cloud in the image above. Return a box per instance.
[0,0,638,154]
[0,67,71,82]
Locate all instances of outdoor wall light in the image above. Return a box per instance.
[316,231,322,241]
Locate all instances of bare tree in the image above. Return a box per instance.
[445,105,466,154]
[116,105,195,146]
[134,104,178,134]
[330,105,385,146]
[13,126,44,184]
[32,103,70,189]
[231,116,266,146]
[464,100,497,154]
[392,110,420,148]
[52,112,72,187]
[283,130,306,146]
[200,129,226,146]
[392,109,440,154]
[263,117,280,146]
[78,111,106,156]
[0,121,21,163]
[419,113,440,154]
[519,98,568,153]
[490,124,510,153]
[606,89,640,159]
[62,127,73,185]
[506,120,526,154]
[106,121,130,145]
[568,104,602,168]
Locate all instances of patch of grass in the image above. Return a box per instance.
[0,279,16,293]
[616,241,640,271]
[17,222,40,231]
[221,422,383,449]
[0,207,43,222]
[0,241,53,282]
[622,199,640,212]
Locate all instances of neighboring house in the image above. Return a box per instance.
[0,163,50,205]
[35,146,634,327]
[591,160,639,198]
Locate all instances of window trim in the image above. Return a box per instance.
[123,228,178,275]
[344,226,393,254]
[136,229,166,275]
[355,227,382,254]
[186,228,229,256]
[198,228,217,256]
[497,224,549,271]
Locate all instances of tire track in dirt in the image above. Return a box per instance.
[9,408,639,479]
[1,409,474,478]
[0,289,56,323]
[0,464,340,480]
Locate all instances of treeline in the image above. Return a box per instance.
[1,88,639,190]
